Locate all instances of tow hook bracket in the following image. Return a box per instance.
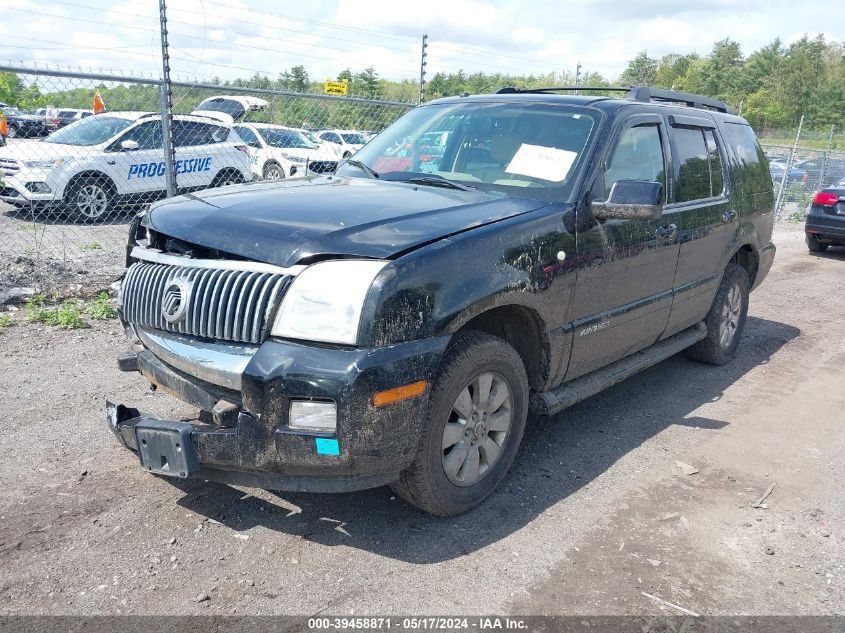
[117,350,140,372]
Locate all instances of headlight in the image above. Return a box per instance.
[23,158,67,169]
[271,260,387,345]
[280,153,306,164]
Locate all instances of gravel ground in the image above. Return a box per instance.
[0,222,842,616]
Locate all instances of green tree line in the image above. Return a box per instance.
[1,34,842,140]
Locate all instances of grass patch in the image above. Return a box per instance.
[15,224,36,232]
[87,292,118,320]
[25,294,88,329]
[0,314,14,330]
[79,242,103,251]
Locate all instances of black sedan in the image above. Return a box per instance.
[1,106,47,138]
[805,179,845,252]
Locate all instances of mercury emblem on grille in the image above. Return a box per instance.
[161,277,192,324]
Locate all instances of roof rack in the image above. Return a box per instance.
[627,86,731,113]
[494,85,732,113]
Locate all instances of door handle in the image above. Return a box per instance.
[722,210,738,223]
[654,223,677,239]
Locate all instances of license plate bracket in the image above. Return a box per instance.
[134,420,198,479]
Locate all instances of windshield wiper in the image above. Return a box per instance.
[398,175,476,192]
[344,159,379,179]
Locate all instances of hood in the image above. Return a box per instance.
[268,147,335,162]
[0,139,97,161]
[147,177,548,268]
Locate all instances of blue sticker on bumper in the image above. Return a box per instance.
[315,437,340,456]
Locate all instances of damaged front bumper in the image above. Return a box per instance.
[108,327,450,493]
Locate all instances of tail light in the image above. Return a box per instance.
[813,192,839,207]
[235,145,249,154]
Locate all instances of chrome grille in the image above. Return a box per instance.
[121,261,290,344]
[0,158,19,176]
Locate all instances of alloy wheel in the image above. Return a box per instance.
[441,371,513,487]
[719,282,742,348]
[75,183,109,219]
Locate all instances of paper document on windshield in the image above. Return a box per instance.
[506,144,577,182]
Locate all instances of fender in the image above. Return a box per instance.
[360,204,578,389]
[60,170,117,199]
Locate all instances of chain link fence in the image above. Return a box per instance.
[0,65,414,298]
[761,143,845,221]
[2,64,842,298]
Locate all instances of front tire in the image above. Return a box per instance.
[686,263,749,366]
[8,125,18,139]
[806,234,828,252]
[262,162,285,181]
[392,331,528,515]
[64,175,114,222]
[211,170,245,188]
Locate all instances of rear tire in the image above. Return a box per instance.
[806,234,828,252]
[8,125,18,139]
[392,331,528,515]
[686,263,749,366]
[211,170,246,188]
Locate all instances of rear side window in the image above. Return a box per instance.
[672,127,724,202]
[704,130,725,195]
[172,121,229,147]
[723,122,771,194]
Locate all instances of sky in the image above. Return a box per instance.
[0,0,839,84]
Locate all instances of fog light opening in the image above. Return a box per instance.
[289,400,337,432]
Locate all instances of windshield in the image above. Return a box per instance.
[44,115,134,146]
[343,101,599,200]
[259,128,317,149]
[341,132,367,145]
[301,130,321,144]
[3,107,24,116]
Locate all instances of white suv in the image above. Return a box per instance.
[0,112,253,221]
[233,123,340,179]
[317,129,369,158]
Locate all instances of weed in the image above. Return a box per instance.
[15,224,35,232]
[0,314,13,330]
[87,292,117,320]
[79,242,103,251]
[25,293,48,323]
[25,294,88,329]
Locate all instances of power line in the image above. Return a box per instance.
[0,6,418,75]
[43,0,420,58]
[196,0,419,44]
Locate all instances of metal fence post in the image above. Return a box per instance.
[158,0,177,198]
[775,113,803,217]
[418,34,428,105]
[820,124,835,189]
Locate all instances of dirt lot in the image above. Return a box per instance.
[0,223,842,616]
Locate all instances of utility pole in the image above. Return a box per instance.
[418,34,428,105]
[158,0,177,197]
[575,62,582,94]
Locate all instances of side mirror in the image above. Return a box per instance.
[120,139,140,151]
[592,180,663,221]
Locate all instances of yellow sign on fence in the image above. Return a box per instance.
[324,80,349,96]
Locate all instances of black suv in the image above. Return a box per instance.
[109,86,776,515]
